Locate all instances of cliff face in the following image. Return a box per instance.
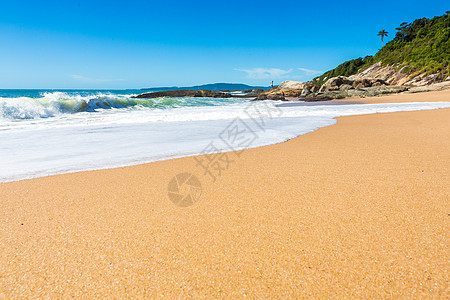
[351,62,448,86]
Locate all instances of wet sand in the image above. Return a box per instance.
[0,91,449,298]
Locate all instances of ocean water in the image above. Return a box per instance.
[0,89,449,183]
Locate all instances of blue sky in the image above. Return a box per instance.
[0,0,448,89]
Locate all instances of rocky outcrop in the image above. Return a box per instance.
[348,62,447,86]
[277,80,307,90]
[254,87,286,100]
[347,86,408,97]
[134,71,449,102]
[318,76,388,93]
[405,80,450,93]
[134,90,234,98]
[134,88,268,99]
[300,86,408,101]
[255,81,321,100]
[306,76,407,100]
[242,88,265,94]
[298,61,449,101]
[254,75,413,101]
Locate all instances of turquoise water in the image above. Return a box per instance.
[0,89,142,98]
[0,89,247,119]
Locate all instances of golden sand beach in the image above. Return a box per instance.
[0,90,449,298]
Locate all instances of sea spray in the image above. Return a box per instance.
[0,92,244,121]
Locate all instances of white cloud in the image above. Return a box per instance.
[235,68,293,79]
[70,74,124,83]
[297,68,322,75]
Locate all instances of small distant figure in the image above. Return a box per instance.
[271,81,274,88]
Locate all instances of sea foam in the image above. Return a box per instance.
[0,95,449,183]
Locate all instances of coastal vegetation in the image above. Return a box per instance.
[312,56,374,85]
[134,12,449,101]
[313,12,450,85]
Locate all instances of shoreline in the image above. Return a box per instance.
[1,89,449,184]
[0,91,449,297]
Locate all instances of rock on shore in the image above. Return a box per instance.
[132,76,450,101]
[255,77,412,101]
[254,81,320,101]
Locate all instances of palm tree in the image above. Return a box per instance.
[378,30,388,46]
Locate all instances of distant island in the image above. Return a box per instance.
[141,83,270,92]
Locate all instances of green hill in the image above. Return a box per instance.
[313,11,450,85]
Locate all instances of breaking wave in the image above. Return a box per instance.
[0,91,241,120]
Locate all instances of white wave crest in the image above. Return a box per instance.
[0,97,61,119]
[0,91,244,121]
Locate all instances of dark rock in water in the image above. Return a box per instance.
[140,83,269,92]
[242,88,265,94]
[133,90,233,99]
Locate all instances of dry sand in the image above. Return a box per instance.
[0,91,449,298]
